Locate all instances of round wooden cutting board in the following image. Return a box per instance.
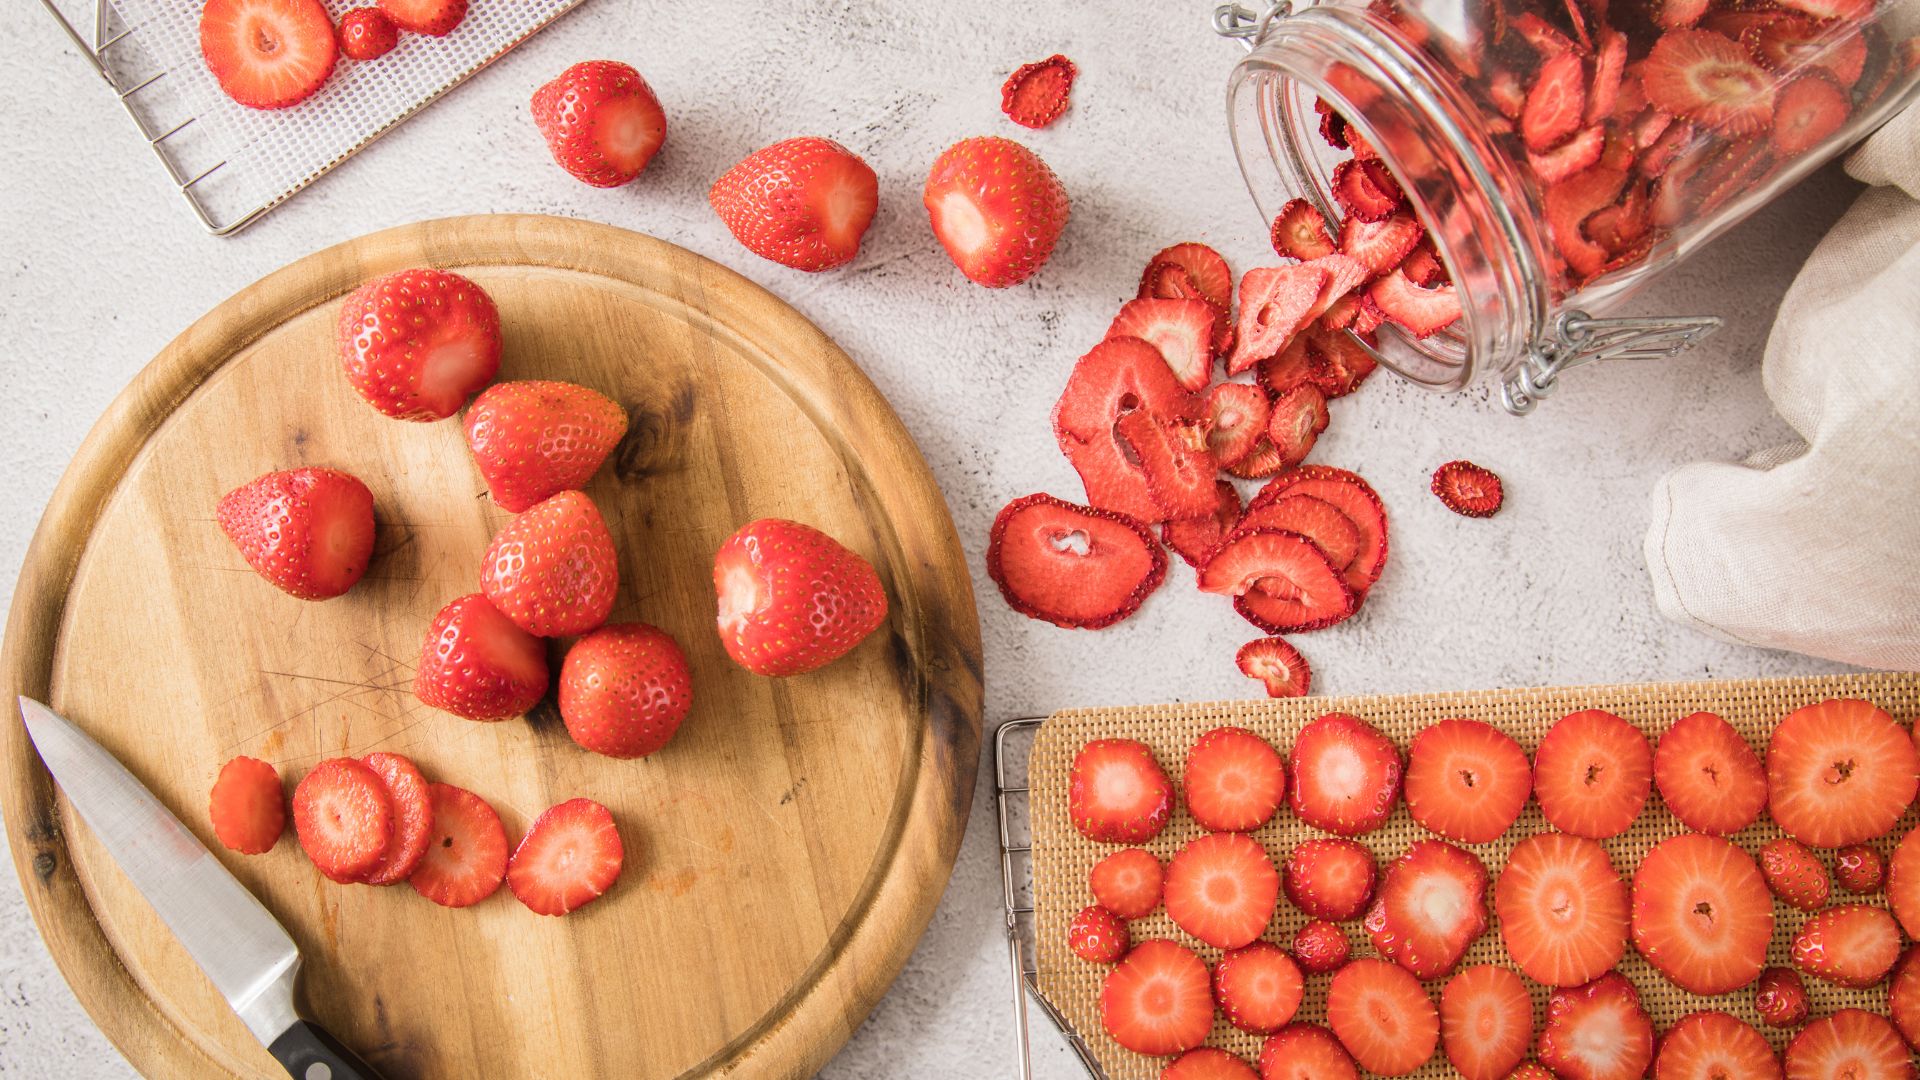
[0,215,982,1080]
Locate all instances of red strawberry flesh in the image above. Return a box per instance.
[988,494,1165,629]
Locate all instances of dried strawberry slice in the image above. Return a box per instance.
[1339,212,1424,277]
[1509,12,1578,57]
[1637,119,1697,177]
[1306,327,1380,398]
[1200,528,1358,632]
[1271,199,1339,261]
[1561,0,1595,52]
[1316,98,1351,149]
[1398,238,1446,287]
[1238,494,1362,571]
[1368,270,1461,338]
[1300,254,1372,325]
[1205,382,1272,469]
[1528,125,1607,184]
[1523,52,1589,153]
[987,493,1166,628]
[1743,17,1867,86]
[1488,69,1529,120]
[1543,166,1627,279]
[1587,31,1629,124]
[1346,125,1382,162]
[1654,0,1711,30]
[1225,438,1290,480]
[1642,29,1775,134]
[1351,294,1388,335]
[1251,466,1389,595]
[1771,72,1851,156]
[1107,298,1218,392]
[1584,181,1653,253]
[1632,109,1678,152]
[1000,54,1076,129]
[1139,243,1234,316]
[1116,409,1221,522]
[1163,481,1242,569]
[1431,460,1505,517]
[1772,0,1872,20]
[1267,383,1329,471]
[1320,293,1361,331]
[1238,637,1313,698]
[1052,336,1199,522]
[1226,264,1330,375]
[1331,159,1405,223]
[1258,336,1315,397]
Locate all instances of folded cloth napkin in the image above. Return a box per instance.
[1645,103,1920,670]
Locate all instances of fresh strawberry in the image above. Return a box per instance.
[1165,832,1279,949]
[407,783,506,908]
[355,752,431,886]
[1791,904,1901,988]
[1495,831,1629,986]
[988,494,1166,628]
[1000,54,1076,129]
[1890,946,1920,1049]
[1753,966,1810,1028]
[463,380,628,513]
[1330,159,1404,222]
[1115,409,1220,521]
[1536,974,1654,1080]
[413,593,550,721]
[1215,941,1305,1034]
[1265,384,1329,471]
[1404,718,1531,843]
[1250,467,1389,596]
[1532,708,1652,839]
[1260,1024,1360,1080]
[1629,832,1773,995]
[1226,265,1330,375]
[506,797,622,916]
[1890,824,1920,937]
[557,622,692,759]
[1070,739,1173,844]
[217,467,375,601]
[1782,1010,1912,1079]
[292,758,393,883]
[1653,1011,1780,1080]
[1326,958,1440,1076]
[1237,637,1312,699]
[1200,529,1358,634]
[1184,727,1287,832]
[336,7,397,61]
[1440,965,1533,1080]
[377,0,464,35]
[1271,199,1338,261]
[924,136,1069,288]
[1508,1064,1556,1080]
[1430,460,1504,518]
[1761,838,1834,911]
[1288,713,1402,836]
[1368,270,1461,338]
[530,60,667,188]
[1284,837,1378,921]
[1099,939,1214,1056]
[1165,1048,1259,1080]
[1052,336,1201,521]
[1293,920,1352,974]
[209,756,284,855]
[1771,72,1851,156]
[1523,52,1589,152]
[1365,840,1490,979]
[1106,299,1218,393]
[1164,482,1242,569]
[1339,212,1424,276]
[199,0,337,110]
[480,490,618,638]
[1091,848,1163,919]
[1070,904,1130,964]
[1203,384,1271,470]
[337,267,501,420]
[1653,710,1767,836]
[1237,495,1361,573]
[714,518,888,675]
[710,137,878,271]
[1767,699,1919,848]
[1836,845,1885,894]
[1642,30,1774,134]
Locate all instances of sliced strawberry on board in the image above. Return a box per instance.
[1162,481,1241,569]
[1261,1024,1361,1080]
[1365,839,1489,980]
[1215,941,1305,1034]
[533,61,668,188]
[1284,837,1378,921]
[1090,848,1163,919]
[1654,1012,1778,1080]
[1068,904,1130,964]
[1289,713,1402,836]
[1792,904,1901,988]
[1440,966,1532,1080]
[217,467,376,601]
[1114,409,1220,521]
[1753,966,1810,1029]
[1431,460,1504,517]
[1836,845,1885,893]
[1052,336,1200,522]
[988,493,1166,629]
[1070,739,1173,844]
[1368,270,1461,338]
[1768,698,1919,848]
[1184,726,1288,832]
[407,782,506,908]
[1404,718,1531,844]
[378,0,465,35]
[1265,384,1330,471]
[1339,212,1424,276]
[356,752,433,886]
[1000,54,1076,129]
[1204,383,1271,469]
[1783,1010,1912,1080]
[1252,467,1390,596]
[1771,72,1850,156]
[710,137,879,270]
[1536,973,1655,1080]
[1226,265,1330,375]
[507,797,623,916]
[464,381,629,513]
[1293,921,1353,975]
[1642,29,1775,134]
[1200,529,1358,633]
[209,756,284,856]
[1238,495,1361,572]
[1652,710,1767,836]
[1496,831,1629,987]
[1890,947,1920,1050]
[1165,1048,1259,1080]
[199,0,338,110]
[337,267,502,421]
[1325,958,1440,1077]
[1099,939,1214,1056]
[292,758,394,883]
[1532,708,1653,839]
[1523,52,1589,152]
[1165,831,1279,949]
[1528,124,1607,184]
[1331,159,1404,222]
[1271,198,1339,260]
[924,136,1070,288]
[1107,298,1217,392]
[1760,837,1833,911]
[413,593,550,722]
[1630,833,1773,995]
[1237,637,1312,698]
[481,490,620,638]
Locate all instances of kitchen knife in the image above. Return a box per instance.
[18,696,382,1080]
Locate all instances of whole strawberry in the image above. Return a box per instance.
[713,518,888,676]
[336,7,397,61]
[559,623,693,758]
[710,137,880,272]
[531,60,666,188]
[413,593,549,721]
[1754,966,1809,1028]
[378,0,464,35]
[464,380,629,512]
[337,268,501,421]
[923,136,1069,287]
[480,491,619,638]
[217,467,375,600]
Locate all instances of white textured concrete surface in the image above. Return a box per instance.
[0,1,1862,1078]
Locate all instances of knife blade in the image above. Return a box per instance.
[19,696,381,1080]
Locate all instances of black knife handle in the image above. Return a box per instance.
[268,1019,384,1080]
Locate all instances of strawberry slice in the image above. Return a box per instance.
[1331,159,1404,222]
[1070,739,1173,844]
[987,493,1165,629]
[209,756,284,855]
[1771,72,1850,156]
[1509,11,1578,56]
[1316,97,1352,148]
[1162,481,1241,569]
[1792,904,1901,988]
[1890,947,1920,1050]
[1440,965,1532,1080]
[1239,495,1361,572]
[1250,467,1389,596]
[1537,974,1655,1080]
[1488,69,1529,120]
[1767,698,1919,848]
[1068,904,1129,964]
[1365,840,1489,980]
[1000,54,1076,129]
[1237,637,1312,698]
[1654,0,1710,29]
[1431,460,1504,517]
[1404,719,1531,843]
[1773,0,1873,19]
[1760,837,1833,911]
[1325,958,1440,1076]
[1655,1012,1780,1080]
[1139,243,1235,317]
[1107,298,1217,392]
[1653,710,1767,836]
[1214,941,1305,1034]
[507,797,623,916]
[356,752,433,886]
[1200,529,1358,633]
[1227,265,1330,375]
[1289,713,1402,836]
[199,0,338,110]
[1523,52,1589,152]
[1643,29,1775,134]
[292,758,392,883]
[1266,384,1329,471]
[1351,294,1387,335]
[1090,848,1163,919]
[1052,336,1200,521]
[407,782,506,907]
[1892,824,1920,938]
[1284,837,1378,921]
[1320,293,1362,331]
[1630,833,1773,995]
[1304,326,1379,398]
[1784,1011,1911,1079]
[1496,832,1628,986]
[1224,438,1290,480]
[1261,1024,1360,1080]
[1545,166,1629,278]
[1271,199,1338,260]
[1744,17,1867,86]
[1339,212,1424,276]
[1398,237,1446,287]
[1165,832,1279,949]
[1835,845,1885,893]
[378,0,464,35]
[1754,966,1810,1028]
[1166,1048,1258,1080]
[1184,727,1287,832]
[1204,383,1271,469]
[1586,30,1629,123]
[1258,336,1316,397]
[1528,124,1607,184]
[1099,939,1214,1056]
[1368,270,1461,338]
[1532,708,1652,839]
[1114,409,1220,521]
[1300,254,1373,325]
[1293,921,1353,975]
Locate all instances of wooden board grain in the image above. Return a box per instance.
[0,214,983,1080]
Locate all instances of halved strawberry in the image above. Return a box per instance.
[1331,159,1404,222]
[1536,974,1654,1080]
[1523,52,1589,152]
[1000,54,1076,129]
[1528,125,1608,184]
[1069,904,1130,964]
[292,758,392,883]
[1266,384,1329,471]
[1545,166,1628,279]
[1070,739,1173,844]
[1890,946,1920,1050]
[1404,718,1531,843]
[209,756,284,855]
[1100,939,1214,1056]
[1835,845,1885,893]
[1653,710,1767,836]
[1760,837,1833,911]
[1771,72,1850,156]
[924,136,1070,288]
[1272,199,1339,260]
[1744,17,1867,86]
[1783,1010,1911,1080]
[1339,212,1424,276]
[1238,495,1361,572]
[1204,383,1271,470]
[1532,708,1653,839]
[507,797,623,916]
[1431,460,1504,518]
[1284,837,1378,921]
[1754,966,1810,1029]
[1215,941,1305,1034]
[987,493,1167,629]
[1440,965,1533,1080]
[1163,481,1242,569]
[1227,265,1330,375]
[1767,698,1919,848]
[1165,1048,1259,1080]
[1791,904,1901,988]
[1289,713,1402,836]
[1237,637,1313,699]
[1496,831,1628,987]
[1369,270,1461,338]
[1107,298,1217,392]
[1642,29,1775,134]
[1091,847,1164,919]
[1653,1012,1778,1080]
[1365,839,1490,980]
[1325,958,1440,1076]
[356,752,432,886]
[1293,920,1352,974]
[407,782,506,908]
[1165,832,1279,949]
[199,0,338,110]
[1890,824,1920,937]
[1261,1023,1360,1080]
[1052,336,1200,521]
[1630,833,1773,995]
[1200,529,1358,633]
[1185,727,1287,832]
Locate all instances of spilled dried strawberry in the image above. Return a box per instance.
[1432,459,1506,517]
[1000,54,1077,129]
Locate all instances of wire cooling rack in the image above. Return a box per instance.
[39,0,586,234]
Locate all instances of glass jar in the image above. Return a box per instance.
[1216,0,1920,411]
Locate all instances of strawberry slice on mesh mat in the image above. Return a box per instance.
[1631,834,1774,996]
[1440,965,1533,1080]
[1431,459,1505,517]
[1537,973,1655,1080]
[1165,1049,1260,1080]
[1201,528,1358,633]
[1106,297,1217,392]
[1114,409,1221,521]
[988,493,1166,629]
[1213,941,1305,1034]
[1252,466,1389,595]
[1204,382,1271,468]
[1365,839,1490,980]
[1184,726,1288,833]
[1339,212,1424,277]
[1784,1010,1912,1080]
[1524,52,1590,152]
[1227,264,1330,375]
[1000,54,1076,129]
[1771,72,1851,156]
[1325,958,1441,1076]
[1162,480,1242,568]
[1099,939,1213,1056]
[1266,383,1330,471]
[1331,159,1405,222]
[1165,831,1280,949]
[1237,637,1312,698]
[1643,29,1776,134]
[1052,336,1199,521]
[1239,494,1362,572]
[1369,269,1462,338]
[1072,738,1174,843]
[1271,198,1339,260]
[1744,17,1867,86]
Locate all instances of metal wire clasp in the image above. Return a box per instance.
[1501,311,1723,415]
[1213,2,1293,49]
